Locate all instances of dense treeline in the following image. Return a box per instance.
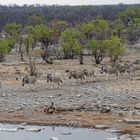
[0,5,140,66]
[0,4,140,29]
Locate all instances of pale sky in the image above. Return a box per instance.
[0,0,139,6]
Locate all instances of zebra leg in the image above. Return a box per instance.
[57,82,60,89]
[108,74,110,80]
[31,84,35,91]
[106,73,108,80]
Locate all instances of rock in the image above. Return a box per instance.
[123,119,140,124]
[56,94,62,97]
[26,128,41,132]
[50,137,59,140]
[111,104,118,109]
[117,111,125,116]
[19,127,25,130]
[20,122,27,126]
[127,96,138,101]
[60,131,72,135]
[0,127,19,132]
[134,60,140,64]
[13,92,17,96]
[94,125,109,129]
[133,136,140,140]
[15,107,23,111]
[8,110,15,113]
[77,94,81,98]
[99,105,111,113]
[105,138,118,140]
[120,106,130,111]
[2,94,6,97]
[134,104,140,110]
[106,129,124,133]
[119,134,132,140]
[47,96,54,98]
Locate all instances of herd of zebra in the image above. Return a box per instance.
[22,68,94,87]
[22,61,137,87]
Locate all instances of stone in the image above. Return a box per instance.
[8,110,15,113]
[120,106,130,111]
[2,94,6,97]
[119,134,132,140]
[99,105,111,113]
[60,131,72,135]
[105,138,118,140]
[50,137,59,140]
[134,104,140,110]
[134,60,140,64]
[19,127,25,130]
[47,96,54,98]
[0,127,19,132]
[20,122,28,126]
[106,129,124,133]
[123,119,140,124]
[77,94,81,98]
[26,128,41,132]
[111,104,118,108]
[117,111,125,116]
[94,125,109,129]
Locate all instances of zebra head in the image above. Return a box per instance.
[22,76,28,86]
[69,71,76,79]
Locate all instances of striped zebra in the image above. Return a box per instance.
[100,65,118,80]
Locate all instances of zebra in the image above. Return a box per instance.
[69,70,86,83]
[22,76,37,87]
[83,69,95,80]
[114,62,135,78]
[100,65,118,80]
[46,74,63,87]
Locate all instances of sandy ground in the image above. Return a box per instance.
[0,48,140,136]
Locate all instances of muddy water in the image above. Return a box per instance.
[0,123,118,140]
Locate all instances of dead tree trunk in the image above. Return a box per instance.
[79,54,83,65]
[0,53,5,62]
[20,48,24,61]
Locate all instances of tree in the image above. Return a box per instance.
[27,25,58,48]
[109,20,123,38]
[28,15,45,27]
[4,23,22,52]
[4,23,21,38]
[0,39,13,62]
[27,25,60,63]
[77,19,110,41]
[87,39,107,64]
[84,19,111,64]
[117,8,140,44]
[49,20,68,35]
[27,26,39,50]
[76,22,94,41]
[61,29,81,59]
[89,19,110,40]
[105,36,125,63]
[23,35,33,55]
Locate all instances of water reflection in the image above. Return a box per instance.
[0,123,117,140]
